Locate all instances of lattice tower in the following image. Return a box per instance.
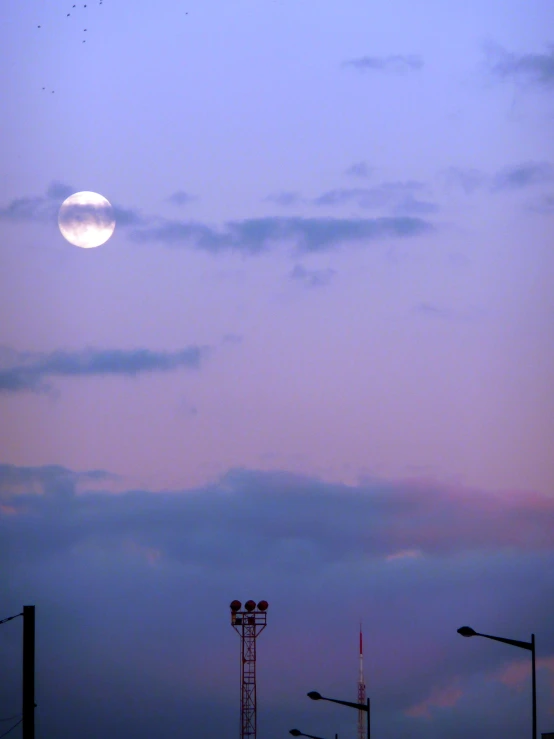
[230,600,268,739]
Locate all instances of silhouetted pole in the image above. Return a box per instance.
[532,634,537,739]
[307,691,369,739]
[458,626,536,739]
[22,605,35,739]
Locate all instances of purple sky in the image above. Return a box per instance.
[1,0,553,738]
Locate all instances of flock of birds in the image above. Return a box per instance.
[37,2,104,93]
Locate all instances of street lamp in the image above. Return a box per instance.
[290,729,337,739]
[307,691,370,739]
[457,626,536,739]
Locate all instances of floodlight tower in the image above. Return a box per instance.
[357,624,367,739]
[230,600,269,739]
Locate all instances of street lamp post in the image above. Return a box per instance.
[307,691,370,739]
[457,626,536,739]
[290,729,337,739]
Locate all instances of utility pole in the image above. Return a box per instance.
[22,605,35,739]
[358,624,367,739]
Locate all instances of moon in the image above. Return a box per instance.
[58,191,116,248]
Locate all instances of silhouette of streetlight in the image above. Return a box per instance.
[457,626,536,739]
[290,729,337,739]
[307,691,369,739]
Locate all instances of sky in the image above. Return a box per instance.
[0,0,553,738]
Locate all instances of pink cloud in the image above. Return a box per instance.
[0,503,17,515]
[405,681,463,719]
[489,656,554,696]
[385,548,422,561]
[123,539,163,566]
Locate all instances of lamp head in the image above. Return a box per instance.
[290,731,302,737]
[457,626,477,637]
[307,691,322,701]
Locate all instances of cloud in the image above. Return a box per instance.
[0,183,145,228]
[343,54,424,74]
[46,181,75,200]
[264,191,304,206]
[484,42,554,89]
[1,465,553,739]
[166,191,195,206]
[405,682,463,718]
[527,193,554,215]
[131,215,434,253]
[385,548,422,562]
[0,346,209,393]
[2,467,553,562]
[3,186,434,254]
[414,302,453,319]
[0,464,114,501]
[112,205,146,226]
[313,182,438,215]
[289,264,336,288]
[0,194,59,224]
[345,161,373,178]
[491,162,554,191]
[440,167,487,195]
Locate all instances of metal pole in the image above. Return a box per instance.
[532,634,536,739]
[366,697,370,739]
[22,605,35,739]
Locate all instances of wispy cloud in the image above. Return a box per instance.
[405,682,463,718]
[131,215,434,253]
[343,54,423,74]
[0,183,146,227]
[166,191,196,206]
[345,161,373,179]
[46,181,75,200]
[0,346,209,393]
[484,42,554,89]
[527,193,554,215]
[440,166,487,194]
[264,191,304,206]
[2,467,552,558]
[413,302,485,322]
[289,263,336,288]
[313,182,438,215]
[385,548,422,562]
[2,185,435,254]
[0,195,59,223]
[0,463,114,500]
[491,161,554,191]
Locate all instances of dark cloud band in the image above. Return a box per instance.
[0,346,209,393]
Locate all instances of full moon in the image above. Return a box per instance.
[58,191,116,248]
